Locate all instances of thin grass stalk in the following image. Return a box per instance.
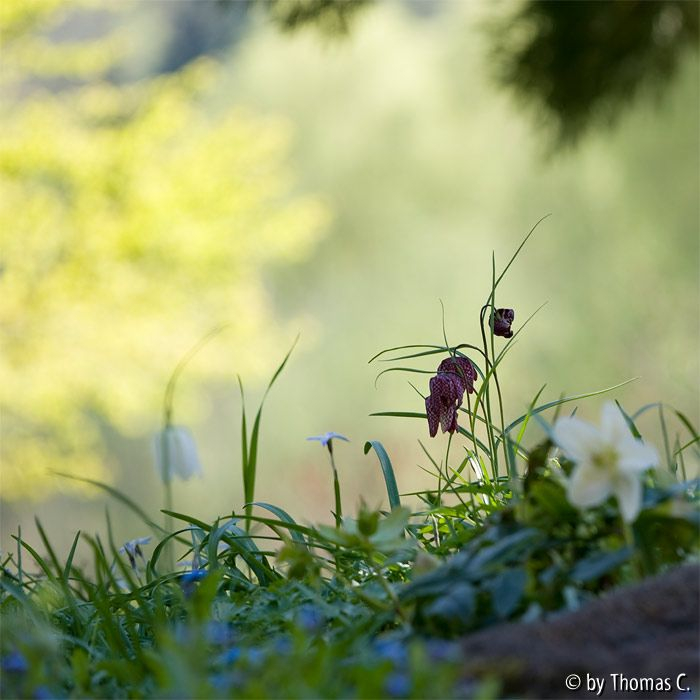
[488,255,510,471]
[329,449,343,528]
[478,303,501,480]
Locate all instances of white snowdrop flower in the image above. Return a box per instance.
[153,425,203,483]
[552,402,659,523]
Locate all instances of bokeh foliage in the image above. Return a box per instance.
[0,1,327,498]
[0,0,697,538]
[489,0,699,145]
[258,0,699,146]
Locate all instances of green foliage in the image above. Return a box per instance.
[265,0,370,35]
[0,2,327,499]
[489,0,699,145]
[256,0,699,146]
[2,236,698,698]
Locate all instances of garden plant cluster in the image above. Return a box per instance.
[1,230,698,699]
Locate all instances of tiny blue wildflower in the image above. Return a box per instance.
[373,637,407,666]
[119,536,151,570]
[180,568,207,597]
[306,432,349,454]
[385,671,412,698]
[274,636,293,655]
[181,569,207,584]
[246,647,265,666]
[297,604,325,633]
[2,650,28,674]
[217,646,242,665]
[209,673,233,692]
[205,621,234,646]
[33,687,53,700]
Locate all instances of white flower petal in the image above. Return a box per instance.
[174,427,203,480]
[617,439,659,473]
[552,416,601,463]
[153,426,203,482]
[600,402,632,445]
[566,462,613,508]
[612,472,643,523]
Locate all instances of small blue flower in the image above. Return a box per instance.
[181,569,207,584]
[306,432,349,454]
[385,671,412,698]
[33,687,54,700]
[119,536,151,570]
[180,568,207,597]
[205,621,234,645]
[373,637,407,666]
[2,650,28,674]
[297,604,325,633]
[217,646,242,665]
[209,673,233,692]
[273,635,293,655]
[246,647,265,666]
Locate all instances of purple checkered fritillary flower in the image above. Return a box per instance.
[425,356,477,437]
[491,308,515,338]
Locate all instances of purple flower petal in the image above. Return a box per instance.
[491,308,515,338]
[425,360,477,437]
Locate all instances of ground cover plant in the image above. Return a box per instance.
[1,227,698,699]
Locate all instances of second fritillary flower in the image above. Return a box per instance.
[425,356,477,437]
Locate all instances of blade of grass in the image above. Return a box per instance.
[364,441,401,509]
[34,518,63,579]
[658,404,673,473]
[62,530,82,583]
[11,537,54,580]
[514,384,548,448]
[483,214,551,310]
[247,503,308,548]
[242,338,298,529]
[614,400,643,439]
[53,472,168,536]
[504,379,638,434]
[370,344,486,365]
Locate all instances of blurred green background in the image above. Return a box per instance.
[1,0,698,556]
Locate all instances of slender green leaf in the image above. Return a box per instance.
[364,441,401,509]
[614,400,642,439]
[247,503,307,547]
[504,379,638,434]
[34,518,63,579]
[484,214,550,309]
[53,472,167,536]
[62,530,82,583]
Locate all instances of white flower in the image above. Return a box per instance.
[153,425,203,483]
[552,402,659,522]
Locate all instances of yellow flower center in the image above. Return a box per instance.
[591,446,619,471]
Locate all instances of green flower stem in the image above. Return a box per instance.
[328,450,343,528]
[477,313,500,480]
[437,433,453,505]
[371,563,409,627]
[161,423,175,571]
